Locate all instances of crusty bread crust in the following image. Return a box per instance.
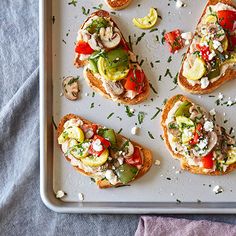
[178,0,236,94]
[161,94,236,175]
[105,0,132,10]
[74,10,150,105]
[57,114,153,188]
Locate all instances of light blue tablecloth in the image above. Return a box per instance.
[0,1,236,235]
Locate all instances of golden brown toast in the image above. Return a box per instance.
[74,10,150,105]
[57,114,153,188]
[105,0,132,10]
[161,94,236,175]
[178,0,236,94]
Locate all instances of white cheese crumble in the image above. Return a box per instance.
[176,0,186,8]
[64,118,83,129]
[117,157,124,165]
[200,77,209,89]
[78,193,84,201]
[197,138,208,150]
[154,160,161,166]
[183,129,193,139]
[208,51,216,60]
[204,121,214,132]
[181,32,193,40]
[209,109,216,116]
[56,190,66,199]
[212,40,221,50]
[85,92,89,96]
[105,170,118,185]
[131,126,139,135]
[92,139,103,152]
[227,100,233,106]
[218,92,224,100]
[213,185,224,194]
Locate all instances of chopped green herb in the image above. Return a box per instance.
[90,178,95,182]
[160,135,164,141]
[68,76,79,85]
[90,103,94,109]
[107,113,114,119]
[116,116,122,121]
[68,0,77,7]
[125,106,135,117]
[92,92,95,97]
[128,35,133,51]
[62,39,66,44]
[170,85,177,91]
[167,56,172,63]
[173,73,178,84]
[82,6,90,15]
[92,4,103,10]
[155,35,160,43]
[150,62,154,68]
[158,75,162,81]
[138,112,145,124]
[148,131,155,139]
[149,83,158,94]
[117,128,123,134]
[163,98,167,105]
[176,199,182,204]
[158,15,163,20]
[136,32,146,45]
[164,68,173,78]
[151,107,161,120]
[140,59,144,66]
[150,28,158,33]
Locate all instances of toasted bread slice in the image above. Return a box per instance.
[161,94,236,175]
[105,0,132,10]
[74,10,150,105]
[178,0,236,94]
[57,114,153,188]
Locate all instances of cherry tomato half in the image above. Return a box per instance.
[124,69,145,93]
[164,29,184,53]
[75,40,94,55]
[217,10,236,31]
[201,152,214,169]
[125,147,143,167]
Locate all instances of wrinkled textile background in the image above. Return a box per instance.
[0,1,236,235]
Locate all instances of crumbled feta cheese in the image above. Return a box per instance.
[131,126,139,135]
[218,92,224,100]
[183,129,193,139]
[170,193,175,196]
[78,193,84,201]
[213,185,223,194]
[218,46,223,53]
[176,0,186,8]
[175,170,181,174]
[212,40,221,49]
[56,190,66,199]
[198,138,208,150]
[118,157,124,165]
[154,160,161,166]
[184,40,190,45]
[208,51,216,60]
[176,0,183,8]
[85,92,89,96]
[105,170,118,185]
[181,32,193,40]
[225,54,229,59]
[209,109,216,116]
[64,118,83,129]
[227,100,233,106]
[204,121,214,132]
[92,139,103,152]
[130,108,135,113]
[200,77,210,89]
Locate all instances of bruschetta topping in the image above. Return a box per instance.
[75,14,146,101]
[182,2,236,88]
[165,99,236,172]
[58,117,144,185]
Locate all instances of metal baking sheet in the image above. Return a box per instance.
[40,0,236,213]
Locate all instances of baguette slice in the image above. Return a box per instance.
[57,114,153,188]
[105,0,132,10]
[178,0,236,94]
[161,94,236,175]
[74,10,150,105]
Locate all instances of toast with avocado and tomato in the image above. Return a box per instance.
[161,94,236,175]
[74,10,150,105]
[57,114,153,188]
[105,0,132,10]
[178,0,236,94]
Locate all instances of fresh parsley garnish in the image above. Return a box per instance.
[125,106,135,117]
[68,0,77,7]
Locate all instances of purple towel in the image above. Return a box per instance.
[135,217,236,236]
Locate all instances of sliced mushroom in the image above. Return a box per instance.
[102,79,124,98]
[99,27,121,49]
[62,76,80,101]
[193,132,218,157]
[207,23,225,41]
[167,121,181,137]
[88,34,102,51]
[123,141,134,158]
[190,105,209,122]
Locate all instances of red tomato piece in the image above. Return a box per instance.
[88,135,111,157]
[217,10,236,31]
[75,40,94,54]
[81,124,98,139]
[201,152,214,169]
[124,69,145,93]
[125,147,143,167]
[228,34,236,51]
[196,44,211,62]
[119,38,130,51]
[164,29,184,53]
[189,124,202,146]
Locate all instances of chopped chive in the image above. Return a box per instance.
[136,32,146,45]
[140,59,144,66]
[125,106,135,117]
[150,62,154,68]
[151,107,162,120]
[138,112,145,124]
[155,35,160,43]
[117,128,123,134]
[52,116,57,130]
[150,28,158,33]
[68,0,77,7]
[107,113,114,119]
[158,75,162,81]
[148,131,155,139]
[167,56,172,63]
[149,83,158,94]
[164,68,173,78]
[90,103,94,109]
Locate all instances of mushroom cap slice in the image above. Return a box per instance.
[99,27,121,49]
[62,76,80,101]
